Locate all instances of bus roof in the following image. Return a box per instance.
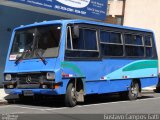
[15,19,153,33]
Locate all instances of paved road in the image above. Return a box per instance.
[0,92,160,120]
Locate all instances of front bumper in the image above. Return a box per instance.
[3,80,57,89]
[3,80,62,95]
[4,88,59,95]
[3,80,68,95]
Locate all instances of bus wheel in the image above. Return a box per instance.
[19,94,24,101]
[128,82,139,100]
[65,82,77,107]
[7,99,15,104]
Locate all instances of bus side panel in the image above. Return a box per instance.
[85,79,132,95]
[98,79,132,94]
[62,59,158,82]
[140,77,159,88]
[62,59,158,95]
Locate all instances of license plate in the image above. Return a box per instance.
[23,90,34,96]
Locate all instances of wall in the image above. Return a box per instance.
[7,0,107,21]
[106,0,124,25]
[108,0,123,17]
[0,5,62,84]
[123,0,160,70]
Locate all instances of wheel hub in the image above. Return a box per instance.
[71,87,77,101]
[131,85,138,96]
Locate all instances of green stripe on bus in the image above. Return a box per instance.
[61,62,84,77]
[122,60,158,72]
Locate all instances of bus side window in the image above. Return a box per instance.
[100,31,123,57]
[124,34,144,57]
[145,36,153,57]
[65,26,99,58]
[72,29,97,50]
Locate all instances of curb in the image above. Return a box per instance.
[142,86,156,90]
[142,90,155,94]
[0,100,8,105]
[0,88,8,105]
[142,89,155,92]
[142,86,156,93]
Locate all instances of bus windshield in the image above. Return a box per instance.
[10,24,61,60]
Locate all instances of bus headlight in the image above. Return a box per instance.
[5,74,12,81]
[46,72,55,80]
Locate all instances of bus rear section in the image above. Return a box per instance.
[3,20,159,107]
[63,21,158,107]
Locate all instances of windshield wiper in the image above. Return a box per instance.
[35,51,47,65]
[31,28,47,65]
[15,50,30,65]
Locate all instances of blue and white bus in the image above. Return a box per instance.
[3,20,158,107]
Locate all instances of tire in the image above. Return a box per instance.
[19,94,31,102]
[119,91,128,100]
[7,99,15,104]
[18,94,25,102]
[154,80,160,93]
[128,82,139,100]
[65,83,77,107]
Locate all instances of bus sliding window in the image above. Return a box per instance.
[100,31,123,57]
[124,34,144,57]
[145,36,153,57]
[65,27,99,58]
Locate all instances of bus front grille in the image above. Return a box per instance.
[14,73,46,86]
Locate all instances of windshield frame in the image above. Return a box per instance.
[9,23,62,61]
